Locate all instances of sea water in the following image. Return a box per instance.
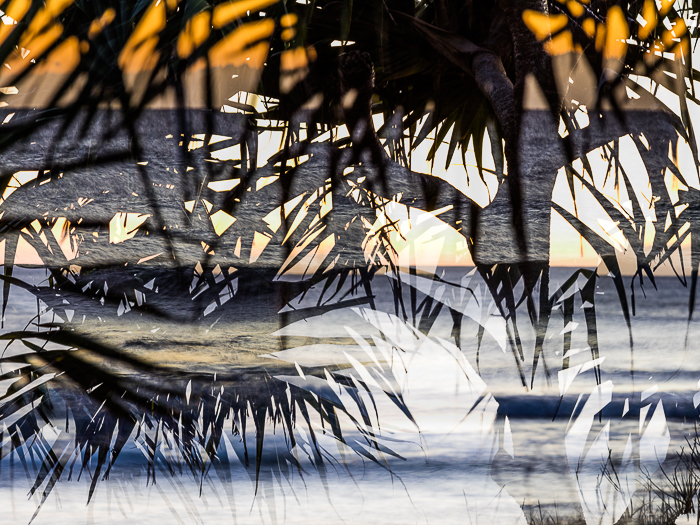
[0,265,697,524]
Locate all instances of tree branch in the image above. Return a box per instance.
[396,13,516,142]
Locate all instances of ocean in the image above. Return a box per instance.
[0,264,697,524]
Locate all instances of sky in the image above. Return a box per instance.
[5,10,700,278]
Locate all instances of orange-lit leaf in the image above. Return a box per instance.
[638,0,657,40]
[212,0,278,29]
[22,0,73,46]
[209,19,274,69]
[566,0,584,18]
[35,35,80,74]
[582,18,595,38]
[118,0,166,72]
[604,6,629,62]
[0,0,31,48]
[9,23,63,74]
[177,11,211,59]
[280,46,307,71]
[544,30,575,55]
[88,8,116,39]
[307,45,317,61]
[3,0,30,21]
[522,11,568,41]
[280,13,297,27]
[662,18,687,48]
[659,0,675,16]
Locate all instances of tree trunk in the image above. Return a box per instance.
[472,0,562,265]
